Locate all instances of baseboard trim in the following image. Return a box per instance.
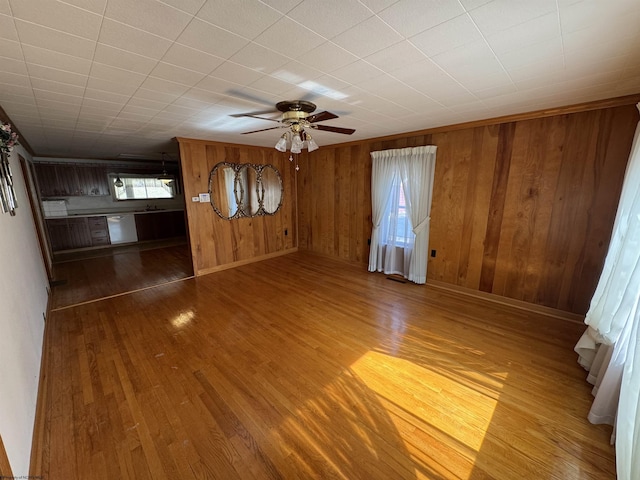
[427,280,585,324]
[196,248,299,276]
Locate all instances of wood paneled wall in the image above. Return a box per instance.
[177,138,297,276]
[297,104,638,314]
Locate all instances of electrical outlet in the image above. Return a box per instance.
[198,193,210,202]
[191,196,200,202]
[431,249,436,257]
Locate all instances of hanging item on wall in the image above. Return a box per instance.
[0,122,19,216]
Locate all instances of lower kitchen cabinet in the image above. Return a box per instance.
[47,218,93,251]
[46,211,185,253]
[134,211,186,241]
[88,216,111,247]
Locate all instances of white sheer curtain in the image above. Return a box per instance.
[368,146,437,283]
[368,154,398,273]
[575,103,640,480]
[400,146,437,283]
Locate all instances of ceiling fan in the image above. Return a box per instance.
[232,100,355,154]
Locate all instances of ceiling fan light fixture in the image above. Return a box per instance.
[275,133,288,152]
[307,135,319,152]
[290,133,303,154]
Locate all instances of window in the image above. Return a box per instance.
[380,174,413,247]
[110,174,177,201]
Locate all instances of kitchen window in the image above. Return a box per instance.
[110,174,177,201]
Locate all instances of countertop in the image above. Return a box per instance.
[46,209,184,219]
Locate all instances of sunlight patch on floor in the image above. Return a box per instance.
[350,350,507,479]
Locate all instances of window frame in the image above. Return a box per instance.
[108,173,178,201]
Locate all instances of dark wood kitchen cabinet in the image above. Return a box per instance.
[88,216,111,247]
[134,211,186,241]
[36,164,110,197]
[46,217,93,251]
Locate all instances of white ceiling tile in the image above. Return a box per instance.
[0,0,635,157]
[15,19,96,59]
[469,0,557,35]
[139,76,190,97]
[98,19,172,59]
[0,13,18,41]
[161,43,224,74]
[59,0,107,15]
[298,75,351,100]
[459,71,514,92]
[30,78,85,97]
[158,0,206,15]
[410,14,483,57]
[35,99,82,113]
[0,39,23,60]
[149,62,206,86]
[0,85,33,98]
[0,55,27,75]
[120,104,163,117]
[104,0,193,40]
[364,41,425,72]
[132,88,181,104]
[84,88,130,104]
[90,63,147,87]
[196,0,282,39]
[431,41,504,81]
[179,88,227,106]
[208,63,262,89]
[496,38,563,70]
[459,0,493,10]
[176,18,247,58]
[507,56,566,83]
[287,0,373,38]
[80,101,122,115]
[330,60,384,85]
[271,60,323,85]
[485,12,560,55]
[33,89,83,105]
[228,44,291,74]
[22,45,91,75]
[253,17,325,57]
[26,63,88,86]
[378,0,466,37]
[358,0,400,13]
[86,76,139,96]
[559,0,640,34]
[562,19,638,55]
[297,42,358,73]
[93,43,158,75]
[247,75,299,95]
[332,16,403,58]
[11,0,102,40]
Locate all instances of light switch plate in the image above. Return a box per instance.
[198,193,210,203]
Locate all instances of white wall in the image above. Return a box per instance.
[0,145,48,475]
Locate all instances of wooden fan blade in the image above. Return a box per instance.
[307,111,338,123]
[313,124,356,135]
[241,126,283,134]
[230,113,280,122]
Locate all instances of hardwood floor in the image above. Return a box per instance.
[50,240,193,310]
[34,251,615,479]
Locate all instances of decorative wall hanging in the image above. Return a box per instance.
[0,122,18,216]
[208,162,283,220]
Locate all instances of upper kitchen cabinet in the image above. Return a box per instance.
[35,163,111,198]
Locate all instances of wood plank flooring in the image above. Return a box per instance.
[50,241,193,310]
[35,251,615,479]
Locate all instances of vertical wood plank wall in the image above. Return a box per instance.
[296,104,638,315]
[177,138,297,276]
